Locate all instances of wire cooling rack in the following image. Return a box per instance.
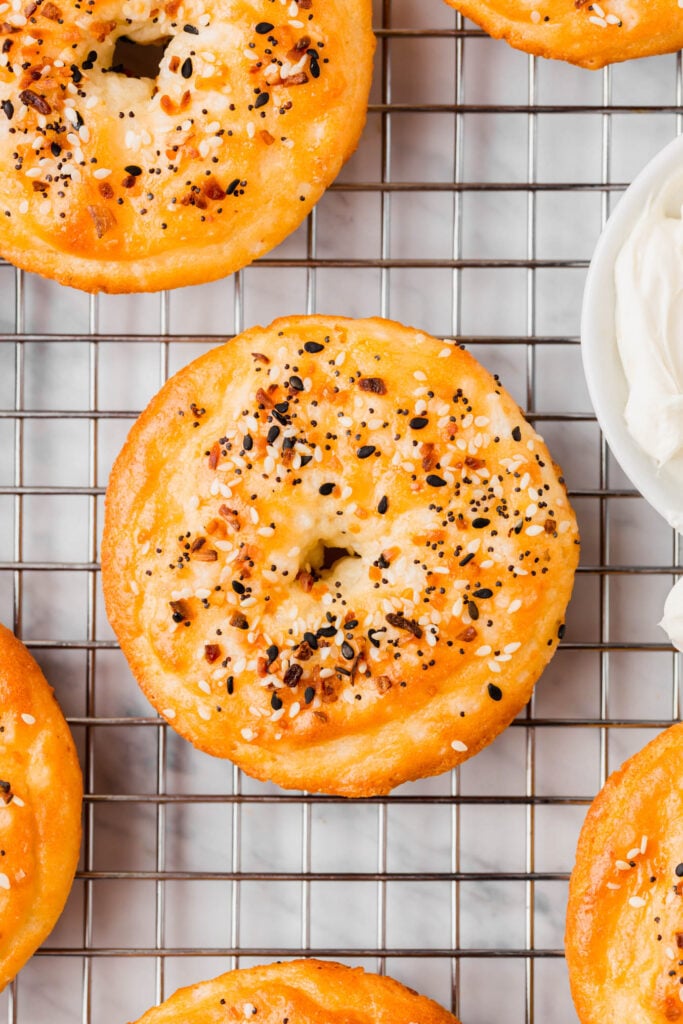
[1,1,682,1021]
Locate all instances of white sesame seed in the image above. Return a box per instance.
[475,645,492,657]
[588,14,607,26]
[197,707,211,721]
[451,740,468,752]
[640,835,648,855]
[606,882,621,890]
[615,860,632,871]
[12,796,24,807]
[628,896,646,908]
[21,713,35,725]
[289,702,301,718]
[508,599,522,614]
[162,708,176,720]
[525,524,544,536]
[240,728,255,741]
[626,847,641,860]
[530,9,541,21]
[0,874,10,890]
[197,681,211,695]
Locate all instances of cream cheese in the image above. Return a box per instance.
[660,576,683,652]
[615,178,683,504]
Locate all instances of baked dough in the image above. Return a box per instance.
[0,0,374,292]
[566,722,683,1023]
[443,0,683,69]
[128,958,461,1024]
[0,623,82,991]
[102,314,579,797]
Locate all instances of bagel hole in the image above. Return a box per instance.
[308,543,361,579]
[111,35,172,79]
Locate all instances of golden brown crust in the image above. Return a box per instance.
[0,623,82,991]
[566,722,683,1023]
[102,314,579,797]
[444,0,683,69]
[0,0,374,292]
[128,959,461,1024]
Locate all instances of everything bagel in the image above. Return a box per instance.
[0,0,374,291]
[0,623,82,991]
[566,723,683,1024]
[443,0,683,69]
[102,315,579,797]
[128,959,461,1024]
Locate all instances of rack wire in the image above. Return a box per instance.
[1,1,682,1021]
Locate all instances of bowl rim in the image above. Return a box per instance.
[580,133,683,534]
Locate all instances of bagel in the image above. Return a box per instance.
[101,314,580,797]
[443,0,683,69]
[0,0,374,292]
[0,623,82,991]
[566,722,683,1023]
[128,959,461,1024]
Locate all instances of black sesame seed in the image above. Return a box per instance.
[266,644,279,663]
[181,57,193,78]
[304,686,315,704]
[558,623,566,639]
[254,92,269,108]
[255,21,274,33]
[459,553,474,566]
[271,692,283,710]
[472,517,490,528]
[467,602,479,620]
[318,625,336,638]
[124,164,142,176]
[266,425,280,444]
[341,641,354,660]
[409,416,429,430]
[377,495,389,515]
[243,434,253,450]
[1,100,13,121]
[357,445,375,459]
[227,676,234,695]
[473,588,493,599]
[319,482,334,496]
[512,425,522,442]
[304,341,324,353]
[426,474,447,487]
[303,632,318,649]
[183,23,199,33]
[231,580,245,595]
[676,864,683,877]
[488,683,503,702]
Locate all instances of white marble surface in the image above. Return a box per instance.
[0,2,682,1023]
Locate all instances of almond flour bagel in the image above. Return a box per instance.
[128,959,461,1024]
[0,0,374,292]
[0,623,82,991]
[443,0,683,69]
[566,722,683,1024]
[102,314,579,797]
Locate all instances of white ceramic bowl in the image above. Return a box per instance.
[581,134,683,533]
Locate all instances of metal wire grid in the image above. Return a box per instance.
[0,2,682,1022]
